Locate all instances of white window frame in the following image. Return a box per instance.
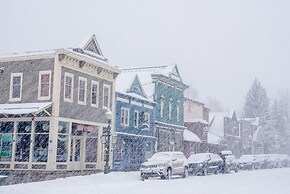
[9,73,23,102]
[134,110,139,128]
[91,80,99,107]
[78,77,87,105]
[177,101,180,121]
[160,96,165,118]
[38,70,52,100]
[103,84,111,109]
[169,98,173,120]
[121,107,130,127]
[64,72,74,103]
[145,113,150,128]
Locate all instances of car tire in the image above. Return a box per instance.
[166,168,172,180]
[182,167,189,178]
[235,167,238,173]
[203,167,207,176]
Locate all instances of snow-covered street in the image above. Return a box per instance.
[1,168,290,194]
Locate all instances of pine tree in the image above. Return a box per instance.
[243,78,270,124]
[243,78,272,153]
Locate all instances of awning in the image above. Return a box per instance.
[183,129,201,142]
[0,102,52,115]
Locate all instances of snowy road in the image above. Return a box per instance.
[1,168,290,194]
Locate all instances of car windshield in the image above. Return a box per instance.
[149,152,172,161]
[188,153,209,163]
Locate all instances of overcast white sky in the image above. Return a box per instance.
[1,0,290,111]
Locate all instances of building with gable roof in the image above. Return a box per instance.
[121,64,188,152]
[0,35,120,172]
[183,97,209,157]
[113,72,156,171]
[208,111,242,157]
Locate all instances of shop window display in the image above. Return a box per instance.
[33,121,49,162]
[0,121,14,161]
[15,121,32,162]
[56,121,69,162]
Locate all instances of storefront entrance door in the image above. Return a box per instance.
[69,137,83,170]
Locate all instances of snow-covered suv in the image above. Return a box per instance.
[140,152,189,180]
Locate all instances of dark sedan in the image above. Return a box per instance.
[188,153,223,176]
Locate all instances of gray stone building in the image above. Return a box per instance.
[0,35,120,171]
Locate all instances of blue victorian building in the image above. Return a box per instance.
[121,64,188,153]
[113,72,156,171]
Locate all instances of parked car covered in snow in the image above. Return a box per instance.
[188,153,223,175]
[237,155,257,170]
[140,152,189,180]
[220,151,239,173]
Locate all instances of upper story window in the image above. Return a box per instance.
[177,101,180,121]
[78,77,87,105]
[9,73,23,102]
[145,113,150,128]
[121,108,129,126]
[91,80,99,107]
[169,98,173,120]
[64,72,74,102]
[160,96,165,118]
[38,71,51,100]
[103,84,111,109]
[134,111,139,128]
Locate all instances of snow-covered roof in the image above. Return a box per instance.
[117,69,155,100]
[243,117,260,126]
[183,129,201,142]
[120,64,186,100]
[184,118,208,125]
[0,35,110,66]
[0,49,56,59]
[207,111,238,144]
[0,102,52,115]
[208,113,226,144]
[116,72,154,103]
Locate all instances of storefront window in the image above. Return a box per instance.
[56,121,69,162]
[71,123,84,136]
[85,138,97,162]
[15,121,32,162]
[75,139,81,161]
[33,121,49,162]
[85,125,98,162]
[0,122,14,162]
[114,139,122,162]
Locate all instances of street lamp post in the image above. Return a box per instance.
[102,109,112,174]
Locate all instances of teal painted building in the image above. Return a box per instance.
[122,65,188,152]
[113,73,156,171]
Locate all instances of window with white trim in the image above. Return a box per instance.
[91,80,99,107]
[134,111,139,128]
[9,73,23,102]
[121,108,129,126]
[38,71,51,100]
[177,101,180,121]
[103,84,110,109]
[78,77,87,105]
[160,96,165,118]
[145,113,150,128]
[64,73,74,102]
[169,98,173,120]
